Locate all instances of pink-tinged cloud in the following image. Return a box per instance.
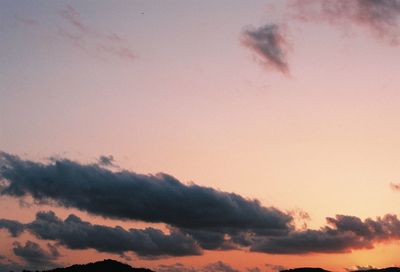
[390,182,400,191]
[290,0,400,46]
[58,5,135,62]
[241,24,290,75]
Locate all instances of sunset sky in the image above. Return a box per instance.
[1,1,400,271]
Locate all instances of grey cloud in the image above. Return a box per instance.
[251,229,371,254]
[12,240,60,269]
[241,24,289,75]
[158,263,198,272]
[0,152,293,236]
[0,218,25,237]
[98,155,115,166]
[346,265,378,272]
[290,0,400,45]
[157,261,239,272]
[58,5,135,61]
[251,214,400,254]
[0,257,25,272]
[265,263,287,272]
[202,262,239,272]
[3,211,201,258]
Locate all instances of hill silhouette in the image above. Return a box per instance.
[22,259,154,272]
[281,268,330,272]
[354,269,400,272]
[281,268,400,272]
[18,259,400,272]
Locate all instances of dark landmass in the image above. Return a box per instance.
[22,259,154,272]
[281,268,329,272]
[355,269,400,272]
[281,268,400,272]
[18,259,400,272]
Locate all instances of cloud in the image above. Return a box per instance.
[265,263,288,272]
[57,5,135,61]
[12,240,60,269]
[0,152,293,236]
[98,155,115,166]
[346,265,378,272]
[202,261,239,272]
[158,263,198,272]
[247,267,261,272]
[158,262,239,272]
[0,257,25,272]
[290,0,400,45]
[251,214,400,254]
[241,24,290,75]
[390,182,400,191]
[12,211,200,258]
[0,218,25,237]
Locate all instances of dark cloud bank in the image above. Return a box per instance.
[1,211,200,258]
[0,152,292,235]
[1,152,400,259]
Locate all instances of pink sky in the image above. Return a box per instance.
[1,1,400,271]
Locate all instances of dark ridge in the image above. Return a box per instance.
[22,259,154,272]
[355,269,400,272]
[281,268,329,272]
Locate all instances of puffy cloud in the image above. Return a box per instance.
[241,24,290,75]
[98,155,115,166]
[0,218,25,237]
[346,265,378,272]
[251,214,400,254]
[12,241,60,269]
[0,152,293,236]
[21,211,200,257]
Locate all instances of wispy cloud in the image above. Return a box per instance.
[390,182,400,191]
[290,0,400,45]
[57,5,135,62]
[241,24,290,75]
[158,261,239,272]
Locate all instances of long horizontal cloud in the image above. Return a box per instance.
[290,0,400,45]
[0,152,293,236]
[1,211,201,257]
[241,24,290,75]
[251,214,400,254]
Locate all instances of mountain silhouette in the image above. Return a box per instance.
[281,268,400,272]
[353,269,400,272]
[18,260,400,272]
[22,259,154,272]
[281,268,330,272]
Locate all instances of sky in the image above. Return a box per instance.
[1,0,400,271]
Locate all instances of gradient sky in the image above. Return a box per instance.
[1,1,400,271]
